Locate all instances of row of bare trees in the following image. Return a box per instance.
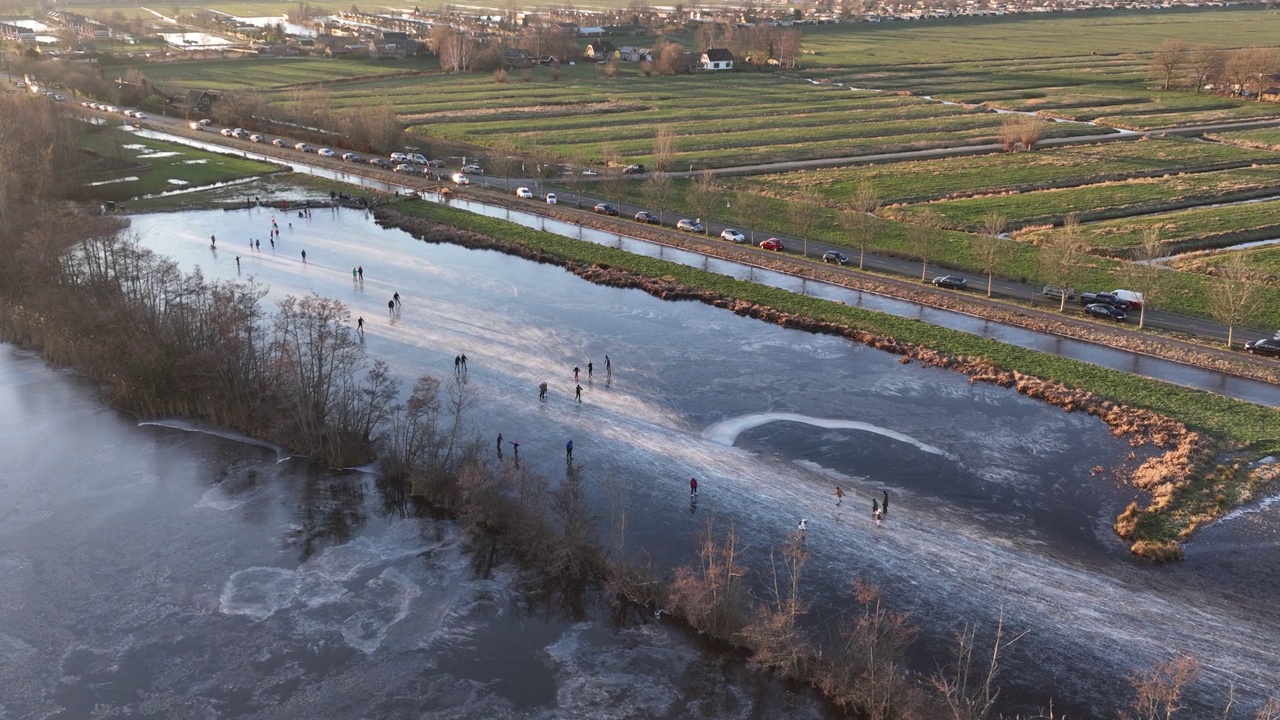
[693,22,804,69]
[1150,40,1280,98]
[211,87,406,156]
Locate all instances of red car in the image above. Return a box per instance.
[760,238,784,251]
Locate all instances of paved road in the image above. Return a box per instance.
[117,110,1279,354]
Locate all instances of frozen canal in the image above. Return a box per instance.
[2,206,1278,717]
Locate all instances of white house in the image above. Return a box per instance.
[700,48,733,71]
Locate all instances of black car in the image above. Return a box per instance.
[822,250,849,265]
[368,158,393,169]
[1085,303,1127,322]
[932,275,967,290]
[1245,337,1280,357]
[622,164,647,174]
[593,203,619,216]
[634,210,659,224]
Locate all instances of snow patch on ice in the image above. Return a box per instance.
[703,412,948,457]
[139,418,293,462]
[137,151,181,159]
[167,178,190,186]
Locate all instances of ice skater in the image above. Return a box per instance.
[454,355,461,373]
[393,292,401,307]
[255,238,261,250]
[301,250,307,262]
[872,498,882,526]
[538,381,548,400]
[269,236,275,249]
[605,355,611,373]
[357,316,364,336]
[882,490,889,517]
[460,354,467,371]
[690,477,698,498]
[496,433,503,452]
[510,439,519,461]
[834,486,844,506]
[353,267,358,280]
[575,384,583,403]
[587,361,593,379]
[388,300,395,314]
[797,519,807,542]
[565,439,573,464]
[357,266,363,279]
[573,366,580,381]
[210,234,216,248]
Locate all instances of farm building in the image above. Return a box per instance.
[700,48,733,71]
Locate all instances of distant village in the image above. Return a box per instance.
[0,0,1262,71]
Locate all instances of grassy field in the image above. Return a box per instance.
[79,128,282,201]
[1173,244,1280,278]
[1059,198,1280,253]
[122,55,439,91]
[740,137,1278,205]
[1209,127,1280,149]
[889,165,1280,231]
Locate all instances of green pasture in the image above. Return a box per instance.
[79,128,281,201]
[740,137,1276,205]
[890,165,1280,231]
[1175,244,1280,278]
[1058,199,1280,253]
[126,55,439,91]
[1210,127,1280,149]
[801,7,1280,68]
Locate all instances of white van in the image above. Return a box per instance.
[515,187,533,198]
[545,193,557,204]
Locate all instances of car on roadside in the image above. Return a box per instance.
[341,152,361,163]
[390,152,409,163]
[133,111,146,119]
[424,159,444,168]
[932,275,967,290]
[450,172,470,185]
[720,229,746,243]
[123,109,136,117]
[248,134,264,143]
[189,121,203,130]
[461,164,483,174]
[823,250,850,265]
[220,128,235,137]
[1245,337,1280,357]
[1109,289,1145,309]
[546,193,557,204]
[635,210,659,224]
[1085,303,1127,322]
[581,169,599,176]
[231,128,248,139]
[317,148,336,158]
[676,219,703,233]
[622,164,646,174]
[294,142,313,152]
[368,157,392,169]
[394,163,416,173]
[408,153,428,165]
[593,202,619,216]
[272,138,287,148]
[516,187,533,198]
[760,238,785,251]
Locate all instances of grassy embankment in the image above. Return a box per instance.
[119,54,441,91]
[386,198,1280,550]
[78,127,282,201]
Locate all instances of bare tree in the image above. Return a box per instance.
[739,195,768,244]
[489,137,520,192]
[685,169,722,235]
[432,26,479,73]
[1208,252,1260,348]
[998,115,1022,152]
[843,180,880,270]
[1150,39,1189,91]
[931,610,1026,720]
[652,125,677,173]
[641,171,677,224]
[792,189,823,258]
[1120,227,1167,329]
[1222,49,1254,97]
[741,537,809,678]
[1256,697,1280,720]
[903,209,944,281]
[1244,48,1280,100]
[976,211,1005,298]
[1189,44,1226,92]
[1121,656,1199,720]
[1018,115,1047,151]
[1038,214,1086,312]
[667,516,748,639]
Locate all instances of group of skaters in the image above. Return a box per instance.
[492,356,615,468]
[831,486,891,529]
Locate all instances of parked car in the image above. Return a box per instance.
[394,163,416,173]
[823,250,850,265]
[424,159,444,168]
[1245,338,1280,357]
[390,152,409,163]
[294,142,313,152]
[408,153,428,165]
[546,193,557,204]
[581,169,599,176]
[760,238,785,251]
[1109,289,1145,309]
[341,152,361,162]
[369,158,392,169]
[248,134,264,143]
[634,210,659,224]
[932,275,967,290]
[720,229,746,243]
[1080,291,1132,311]
[622,164,646,174]
[123,109,136,117]
[676,219,703,233]
[133,111,146,119]
[317,148,336,158]
[197,118,212,126]
[461,164,483,173]
[231,128,248,138]
[272,138,287,147]
[1085,303,1127,322]
[189,121,203,130]
[450,172,470,185]
[220,128,236,137]
[593,203,619,216]
[515,187,533,198]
